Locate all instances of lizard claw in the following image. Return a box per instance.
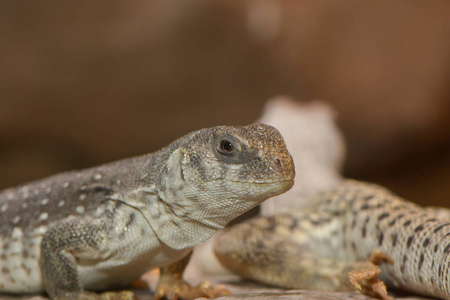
[372,280,393,300]
[347,273,363,291]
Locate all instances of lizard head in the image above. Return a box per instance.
[160,123,294,219]
[182,122,294,199]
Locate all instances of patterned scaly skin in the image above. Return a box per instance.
[0,123,295,300]
[215,180,450,299]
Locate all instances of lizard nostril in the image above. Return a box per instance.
[273,157,283,171]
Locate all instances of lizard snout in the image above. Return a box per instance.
[270,155,295,182]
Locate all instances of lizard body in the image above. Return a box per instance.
[0,123,295,299]
[215,180,450,299]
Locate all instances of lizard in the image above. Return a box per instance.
[0,122,295,300]
[215,180,450,299]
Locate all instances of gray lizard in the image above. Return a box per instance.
[0,122,295,300]
[215,180,450,299]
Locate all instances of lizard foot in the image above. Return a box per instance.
[346,250,394,300]
[153,278,230,300]
[347,266,391,300]
[153,251,230,299]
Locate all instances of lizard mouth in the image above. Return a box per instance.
[246,178,294,184]
[227,178,295,184]
[225,179,295,193]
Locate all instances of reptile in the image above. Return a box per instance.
[215,180,450,299]
[0,122,295,300]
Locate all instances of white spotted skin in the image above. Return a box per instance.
[0,228,46,292]
[0,157,149,293]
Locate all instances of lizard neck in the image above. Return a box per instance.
[112,147,220,250]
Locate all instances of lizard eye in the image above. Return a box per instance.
[218,140,235,154]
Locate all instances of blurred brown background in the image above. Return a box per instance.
[1,0,449,206]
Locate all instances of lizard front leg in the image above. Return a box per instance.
[40,218,135,300]
[153,251,229,300]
